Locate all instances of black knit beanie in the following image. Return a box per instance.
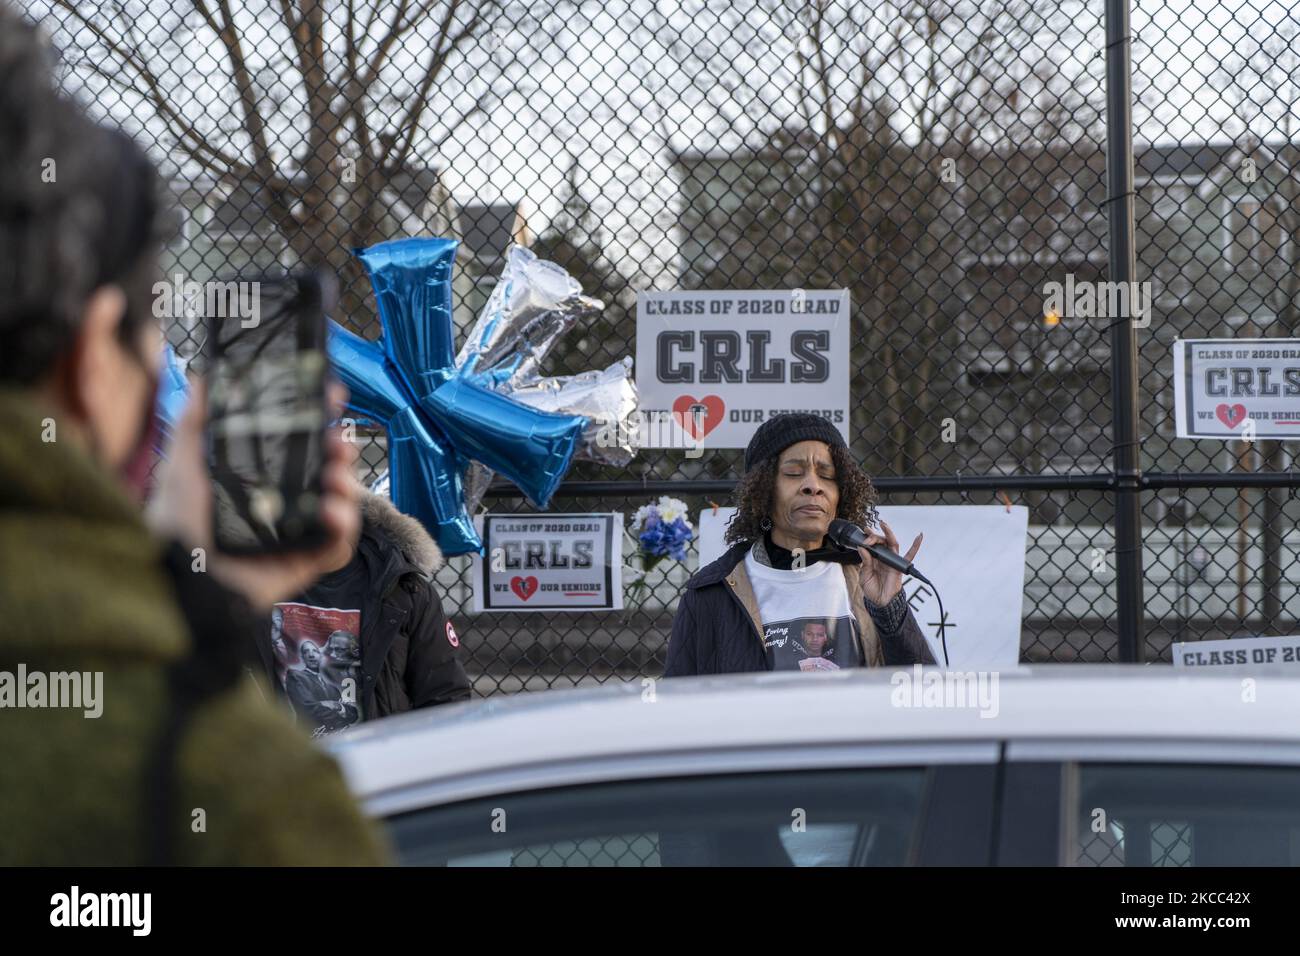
[744,413,846,472]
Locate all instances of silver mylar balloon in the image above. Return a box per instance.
[506,357,640,465]
[463,358,642,513]
[456,244,605,386]
[440,243,643,514]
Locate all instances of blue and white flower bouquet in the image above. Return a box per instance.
[626,496,694,606]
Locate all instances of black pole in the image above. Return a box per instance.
[1104,0,1144,662]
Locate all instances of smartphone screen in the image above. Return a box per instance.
[206,271,333,554]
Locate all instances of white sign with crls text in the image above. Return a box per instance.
[471,513,623,612]
[635,289,851,449]
[1172,338,1300,439]
[697,505,1028,670]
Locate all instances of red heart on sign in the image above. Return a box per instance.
[1216,403,1248,429]
[672,394,726,439]
[510,576,538,601]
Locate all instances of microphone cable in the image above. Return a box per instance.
[909,568,949,668]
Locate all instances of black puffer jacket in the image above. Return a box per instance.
[254,493,472,718]
[663,539,935,677]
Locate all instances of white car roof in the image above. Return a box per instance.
[326,666,1300,816]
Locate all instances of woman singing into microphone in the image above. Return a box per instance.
[663,413,935,676]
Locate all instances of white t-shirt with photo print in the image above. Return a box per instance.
[743,547,864,671]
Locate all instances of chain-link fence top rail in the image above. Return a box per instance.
[25,0,1300,684]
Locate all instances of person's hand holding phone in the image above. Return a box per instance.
[148,380,362,611]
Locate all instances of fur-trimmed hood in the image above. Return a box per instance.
[360,492,444,574]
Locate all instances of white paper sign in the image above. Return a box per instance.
[1172,634,1300,669]
[470,513,623,612]
[697,505,1029,670]
[1172,338,1300,438]
[635,289,851,449]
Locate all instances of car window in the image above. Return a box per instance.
[386,768,929,866]
[1071,764,1300,866]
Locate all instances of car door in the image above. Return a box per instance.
[378,744,1001,866]
[997,743,1300,866]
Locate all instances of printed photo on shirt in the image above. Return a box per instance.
[763,615,858,672]
[270,602,363,736]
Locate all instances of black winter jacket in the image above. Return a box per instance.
[254,493,472,719]
[663,539,936,677]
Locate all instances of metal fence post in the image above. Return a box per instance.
[1104,0,1145,662]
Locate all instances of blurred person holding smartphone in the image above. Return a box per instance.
[193,255,472,734]
[0,7,386,865]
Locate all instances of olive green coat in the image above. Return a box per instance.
[0,388,388,865]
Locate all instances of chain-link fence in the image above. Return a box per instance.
[25,0,1300,691]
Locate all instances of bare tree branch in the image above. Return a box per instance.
[385,0,493,169]
[47,1,265,182]
[344,0,359,81]
[810,0,839,150]
[194,0,279,183]
[77,57,261,183]
[359,0,428,91]
[276,0,312,81]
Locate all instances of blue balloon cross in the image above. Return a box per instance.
[327,237,587,556]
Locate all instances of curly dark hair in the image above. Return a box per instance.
[0,6,163,385]
[724,442,880,545]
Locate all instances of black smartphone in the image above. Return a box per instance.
[206,270,335,555]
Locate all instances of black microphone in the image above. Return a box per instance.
[827,518,930,584]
